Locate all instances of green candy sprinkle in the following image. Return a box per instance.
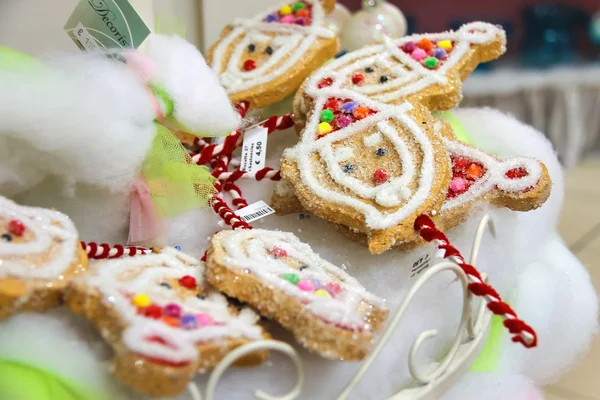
[424,57,438,69]
[292,2,305,11]
[283,273,300,285]
[320,109,334,123]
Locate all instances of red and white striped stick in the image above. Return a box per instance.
[414,214,537,348]
[81,242,153,260]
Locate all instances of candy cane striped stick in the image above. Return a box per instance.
[216,167,281,183]
[81,242,153,259]
[414,214,537,348]
[191,114,294,165]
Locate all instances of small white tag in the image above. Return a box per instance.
[240,125,268,172]
[236,201,275,223]
[410,245,445,279]
[74,22,101,52]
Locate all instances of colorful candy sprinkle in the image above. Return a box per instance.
[352,105,369,119]
[196,313,213,326]
[453,157,469,172]
[281,15,295,24]
[271,247,288,258]
[352,73,364,85]
[297,8,309,17]
[417,38,433,51]
[144,304,162,319]
[438,40,453,51]
[326,282,342,296]
[265,13,278,23]
[424,57,438,69]
[320,109,334,122]
[295,17,306,25]
[132,293,151,308]
[325,98,339,111]
[283,273,300,284]
[315,289,331,298]
[433,48,447,59]
[466,164,484,180]
[450,177,467,192]
[373,168,389,184]
[164,303,182,318]
[243,59,256,71]
[8,220,25,236]
[181,314,197,329]
[336,115,351,128]
[162,316,180,327]
[179,275,197,289]
[280,4,292,15]
[311,279,322,289]
[342,101,358,114]
[292,2,305,11]
[318,122,332,135]
[403,41,416,53]
[317,77,333,88]
[506,168,528,179]
[411,48,427,61]
[298,280,315,291]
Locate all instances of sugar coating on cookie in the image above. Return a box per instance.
[207,229,388,360]
[305,22,505,105]
[82,248,263,365]
[0,196,81,280]
[209,0,337,107]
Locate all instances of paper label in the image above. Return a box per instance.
[240,125,267,172]
[236,201,275,223]
[64,0,151,51]
[410,245,445,279]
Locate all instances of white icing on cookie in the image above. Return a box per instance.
[442,139,544,212]
[363,131,382,147]
[306,22,504,103]
[86,248,263,363]
[334,146,354,162]
[0,196,79,280]
[219,229,386,329]
[211,1,335,95]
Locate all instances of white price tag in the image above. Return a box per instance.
[74,22,101,52]
[240,125,268,172]
[410,245,445,279]
[236,201,275,223]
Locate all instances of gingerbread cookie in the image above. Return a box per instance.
[207,0,339,109]
[0,196,87,319]
[276,91,452,254]
[206,229,388,360]
[293,21,507,129]
[65,247,266,397]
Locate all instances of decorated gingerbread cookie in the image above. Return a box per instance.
[275,91,452,254]
[65,247,266,397]
[0,196,87,319]
[207,0,339,109]
[293,21,507,129]
[206,229,388,360]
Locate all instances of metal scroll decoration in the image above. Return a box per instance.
[189,215,496,400]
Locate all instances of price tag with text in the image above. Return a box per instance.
[236,201,275,223]
[240,125,268,172]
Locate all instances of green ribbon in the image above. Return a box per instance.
[0,360,101,400]
[434,111,471,144]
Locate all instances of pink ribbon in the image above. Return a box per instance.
[128,176,168,245]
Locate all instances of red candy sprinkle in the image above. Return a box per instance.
[317,77,333,88]
[326,282,342,296]
[325,98,339,111]
[243,59,256,71]
[8,220,25,236]
[506,167,528,179]
[144,304,162,319]
[179,275,197,289]
[373,168,389,184]
[271,247,288,258]
[297,8,309,17]
[351,73,364,85]
[452,157,469,172]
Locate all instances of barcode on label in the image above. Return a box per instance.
[236,201,275,223]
